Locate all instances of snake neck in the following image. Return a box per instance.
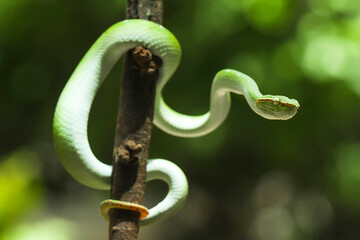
[153,69,263,138]
[211,69,262,116]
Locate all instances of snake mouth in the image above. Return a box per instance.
[255,98,300,108]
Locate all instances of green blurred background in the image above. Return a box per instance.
[1,0,360,239]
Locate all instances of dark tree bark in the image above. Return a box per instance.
[108,0,163,240]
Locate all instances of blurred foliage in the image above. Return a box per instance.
[0,150,43,230]
[2,218,78,240]
[1,0,360,239]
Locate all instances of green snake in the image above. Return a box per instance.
[53,19,299,225]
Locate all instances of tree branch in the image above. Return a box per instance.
[108,1,163,239]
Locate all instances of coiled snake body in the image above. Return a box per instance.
[53,19,299,225]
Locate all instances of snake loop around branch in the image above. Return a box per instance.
[53,19,299,225]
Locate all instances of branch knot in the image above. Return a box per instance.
[132,46,162,74]
[116,140,143,166]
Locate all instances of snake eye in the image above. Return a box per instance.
[273,97,280,105]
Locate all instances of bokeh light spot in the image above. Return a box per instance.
[242,0,292,31]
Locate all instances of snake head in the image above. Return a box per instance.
[255,95,300,120]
